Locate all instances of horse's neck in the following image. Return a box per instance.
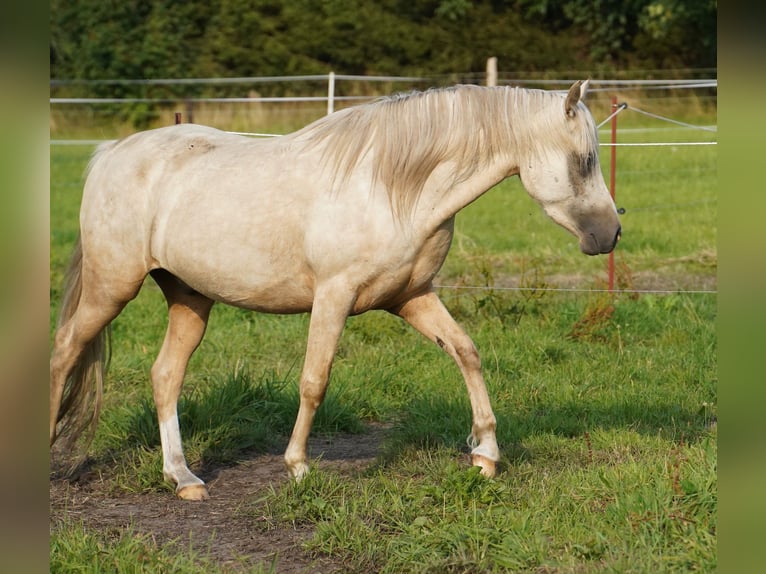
[415,91,531,223]
[414,151,520,230]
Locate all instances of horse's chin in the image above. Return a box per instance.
[579,238,602,256]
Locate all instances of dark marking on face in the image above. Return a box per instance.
[568,150,598,188]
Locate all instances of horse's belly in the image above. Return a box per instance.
[158,241,315,313]
[153,186,318,312]
[182,267,315,313]
[222,282,315,314]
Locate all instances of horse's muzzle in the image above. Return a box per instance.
[580,224,621,255]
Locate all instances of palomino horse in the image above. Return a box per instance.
[50,81,620,500]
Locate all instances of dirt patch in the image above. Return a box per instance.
[50,424,390,572]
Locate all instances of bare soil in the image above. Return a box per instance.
[50,425,390,573]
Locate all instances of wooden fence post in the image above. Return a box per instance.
[327,71,335,115]
[486,57,497,87]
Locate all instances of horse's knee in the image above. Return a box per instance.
[300,388,326,410]
[299,374,329,410]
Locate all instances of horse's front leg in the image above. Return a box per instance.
[151,271,214,500]
[391,288,500,477]
[284,284,355,481]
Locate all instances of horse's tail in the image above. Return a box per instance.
[51,235,111,471]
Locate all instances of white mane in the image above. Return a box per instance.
[289,85,598,218]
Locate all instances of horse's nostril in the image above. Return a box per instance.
[615,226,622,244]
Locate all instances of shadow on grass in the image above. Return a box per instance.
[53,368,713,487]
[52,368,365,487]
[381,393,716,468]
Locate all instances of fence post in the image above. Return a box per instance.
[608,96,618,292]
[175,112,182,124]
[327,71,335,115]
[486,57,497,87]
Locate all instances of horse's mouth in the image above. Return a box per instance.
[580,226,621,255]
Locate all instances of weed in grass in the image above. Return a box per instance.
[614,259,638,296]
[569,294,616,343]
[444,253,551,328]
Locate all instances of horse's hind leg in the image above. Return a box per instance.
[50,243,144,450]
[391,288,500,477]
[50,295,127,446]
[150,269,214,501]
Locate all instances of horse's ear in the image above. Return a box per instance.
[565,80,590,118]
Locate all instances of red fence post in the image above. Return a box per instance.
[608,96,618,292]
[175,112,182,125]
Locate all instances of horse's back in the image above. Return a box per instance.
[81,124,264,225]
[78,125,320,308]
[89,124,249,180]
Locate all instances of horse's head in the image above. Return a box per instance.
[519,80,621,255]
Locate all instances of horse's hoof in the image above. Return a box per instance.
[288,461,310,482]
[177,484,209,501]
[285,454,310,482]
[471,454,496,478]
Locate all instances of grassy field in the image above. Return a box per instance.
[50,101,717,572]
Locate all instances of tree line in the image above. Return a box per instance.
[50,0,716,94]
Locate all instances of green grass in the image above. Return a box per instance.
[50,521,276,574]
[258,435,716,572]
[50,102,716,571]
